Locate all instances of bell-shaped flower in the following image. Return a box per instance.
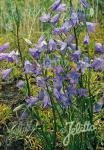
[50,0,62,11]
[95,43,103,52]
[91,57,104,71]
[43,94,51,108]
[77,88,87,97]
[50,14,61,25]
[1,68,13,80]
[55,4,66,12]
[0,42,9,52]
[80,0,90,8]
[86,22,96,33]
[70,50,81,62]
[16,80,25,88]
[24,60,33,74]
[62,20,72,34]
[26,96,36,107]
[84,35,89,45]
[40,13,50,22]
[71,11,79,26]
[52,27,63,35]
[48,39,57,51]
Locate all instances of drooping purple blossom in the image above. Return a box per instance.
[70,50,81,62]
[40,13,50,22]
[50,0,62,11]
[50,14,61,25]
[54,66,64,75]
[68,71,80,84]
[57,40,67,54]
[0,53,13,62]
[44,57,51,68]
[24,60,33,74]
[94,97,104,113]
[86,22,96,33]
[71,11,79,26]
[78,11,86,22]
[84,35,89,45]
[95,43,103,52]
[38,89,44,100]
[77,60,89,74]
[91,57,104,71]
[1,68,13,80]
[43,94,51,108]
[77,88,87,97]
[16,80,25,88]
[0,43,10,52]
[67,35,75,46]
[80,0,90,8]
[26,96,36,107]
[52,27,63,35]
[62,20,72,34]
[55,4,66,12]
[48,39,57,51]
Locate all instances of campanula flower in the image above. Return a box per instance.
[0,42,9,52]
[0,53,13,62]
[48,39,57,51]
[67,35,75,46]
[95,43,103,52]
[29,48,41,59]
[44,57,51,68]
[57,40,67,54]
[38,89,44,100]
[62,20,72,34]
[55,4,66,12]
[71,50,81,62]
[78,11,86,22]
[43,94,51,108]
[68,71,80,84]
[16,80,25,88]
[77,60,89,74]
[94,97,104,113]
[52,27,63,35]
[77,88,87,97]
[24,60,33,74]
[86,22,96,33]
[92,57,104,71]
[40,13,50,22]
[50,0,62,11]
[71,11,79,26]
[84,35,89,45]
[54,66,64,75]
[26,96,36,107]
[1,68,13,80]
[69,44,77,51]
[80,0,90,8]
[50,14,61,25]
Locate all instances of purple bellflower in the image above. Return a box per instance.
[48,39,57,51]
[50,0,62,11]
[26,96,36,107]
[0,43,9,52]
[70,50,81,62]
[40,13,50,22]
[55,4,66,12]
[95,43,103,52]
[50,14,61,25]
[84,35,89,44]
[16,80,25,88]
[24,60,33,74]
[1,68,13,80]
[80,0,90,8]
